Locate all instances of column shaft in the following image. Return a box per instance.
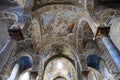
[102,36,120,70]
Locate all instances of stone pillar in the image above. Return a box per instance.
[82,71,89,80]
[0,38,16,73]
[79,54,89,80]
[95,26,120,71]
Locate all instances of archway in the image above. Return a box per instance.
[87,54,111,80]
[8,55,33,80]
[43,57,78,80]
[38,42,82,80]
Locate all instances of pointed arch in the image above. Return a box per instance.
[8,55,33,80]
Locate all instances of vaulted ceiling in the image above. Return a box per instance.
[0,0,120,80]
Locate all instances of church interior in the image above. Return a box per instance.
[0,0,120,80]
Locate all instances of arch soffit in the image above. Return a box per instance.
[43,57,77,80]
[3,53,33,76]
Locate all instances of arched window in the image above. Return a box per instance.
[18,71,30,80]
[7,64,19,80]
[8,56,33,80]
[18,56,33,80]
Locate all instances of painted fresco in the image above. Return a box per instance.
[42,11,77,38]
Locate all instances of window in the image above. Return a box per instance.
[18,71,30,80]
[7,64,19,80]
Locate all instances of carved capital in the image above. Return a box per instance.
[95,25,110,39]
[30,70,39,78]
[82,71,90,77]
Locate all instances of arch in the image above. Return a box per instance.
[8,53,33,69]
[8,55,33,80]
[54,76,66,80]
[52,74,70,80]
[87,54,110,80]
[43,57,78,80]
[18,56,33,73]
[44,54,75,68]
[42,54,75,80]
[38,42,82,80]
[40,40,78,54]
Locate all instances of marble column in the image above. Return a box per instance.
[96,26,120,71]
[102,36,120,70]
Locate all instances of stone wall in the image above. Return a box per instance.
[0,20,9,50]
[109,17,120,51]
